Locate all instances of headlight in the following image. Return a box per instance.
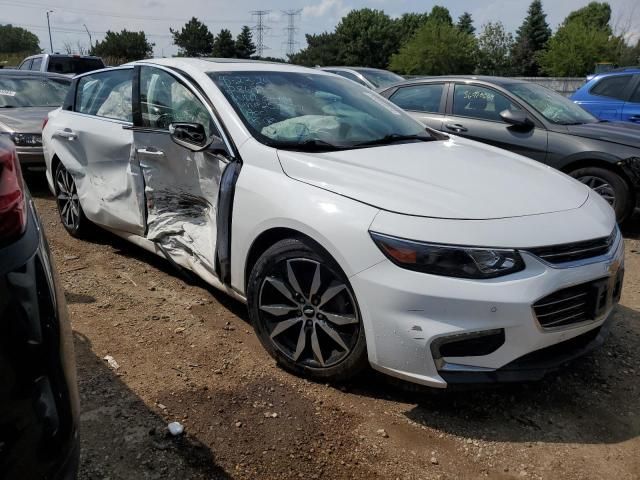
[11,133,42,147]
[370,232,525,279]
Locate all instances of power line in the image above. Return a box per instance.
[282,9,301,58]
[251,10,271,57]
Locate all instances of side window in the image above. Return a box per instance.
[330,70,368,87]
[75,69,133,122]
[30,57,43,71]
[452,84,520,122]
[19,59,32,70]
[389,84,444,113]
[590,75,632,100]
[140,66,216,137]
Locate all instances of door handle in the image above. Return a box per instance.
[629,115,640,122]
[55,128,77,140]
[445,123,468,132]
[136,147,165,156]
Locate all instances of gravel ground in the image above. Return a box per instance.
[28,178,640,480]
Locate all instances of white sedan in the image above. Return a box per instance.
[43,58,624,388]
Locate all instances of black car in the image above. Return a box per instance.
[0,137,80,479]
[379,76,640,222]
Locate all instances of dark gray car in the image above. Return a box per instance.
[0,70,71,171]
[379,76,640,223]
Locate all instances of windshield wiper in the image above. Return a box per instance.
[0,105,16,108]
[274,138,346,152]
[352,133,434,148]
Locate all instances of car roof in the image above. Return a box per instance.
[379,75,529,91]
[0,69,72,81]
[321,66,389,72]
[24,53,103,59]
[133,57,324,74]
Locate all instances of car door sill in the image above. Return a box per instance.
[103,227,247,304]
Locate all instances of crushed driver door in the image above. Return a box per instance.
[133,65,230,278]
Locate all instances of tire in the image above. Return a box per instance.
[569,167,632,223]
[247,238,368,382]
[54,162,92,238]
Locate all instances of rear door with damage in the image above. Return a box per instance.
[133,65,231,278]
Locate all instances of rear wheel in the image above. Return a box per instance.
[55,162,92,237]
[569,167,632,223]
[247,238,368,382]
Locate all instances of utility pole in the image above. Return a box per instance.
[251,10,271,58]
[282,9,302,58]
[46,10,54,53]
[83,24,93,50]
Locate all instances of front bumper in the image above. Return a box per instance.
[351,230,624,388]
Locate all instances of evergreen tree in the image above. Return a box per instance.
[212,29,236,58]
[395,12,430,45]
[235,26,256,59]
[511,0,552,76]
[91,30,154,62]
[456,12,475,35]
[170,17,213,57]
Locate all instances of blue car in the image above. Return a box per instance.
[571,68,640,124]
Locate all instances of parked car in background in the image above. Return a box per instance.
[319,66,404,89]
[380,76,640,222]
[18,54,105,77]
[0,137,80,479]
[0,70,72,172]
[571,68,640,123]
[44,58,623,388]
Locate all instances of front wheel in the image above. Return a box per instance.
[247,238,368,382]
[55,162,92,237]
[570,167,632,223]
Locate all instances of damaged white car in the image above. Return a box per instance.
[43,59,624,388]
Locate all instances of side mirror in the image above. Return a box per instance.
[169,123,208,150]
[499,109,534,129]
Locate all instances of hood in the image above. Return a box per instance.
[0,107,54,133]
[567,121,640,149]
[277,137,589,220]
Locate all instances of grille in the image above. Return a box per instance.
[533,278,608,329]
[527,229,617,265]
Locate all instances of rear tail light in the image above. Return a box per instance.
[0,140,26,244]
[42,116,49,130]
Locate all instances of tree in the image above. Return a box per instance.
[511,0,552,76]
[395,12,430,45]
[91,30,154,62]
[476,22,514,75]
[538,20,614,76]
[0,24,40,54]
[288,32,342,66]
[456,12,475,35]
[235,26,256,59]
[170,17,213,57]
[565,1,612,32]
[429,5,453,25]
[212,29,236,58]
[332,9,401,68]
[390,19,477,75]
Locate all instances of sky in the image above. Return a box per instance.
[1,0,639,59]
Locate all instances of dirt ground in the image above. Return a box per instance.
[28,177,640,480]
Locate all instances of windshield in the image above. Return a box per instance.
[355,69,404,88]
[209,71,432,151]
[504,82,597,125]
[47,56,105,75]
[0,76,70,107]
